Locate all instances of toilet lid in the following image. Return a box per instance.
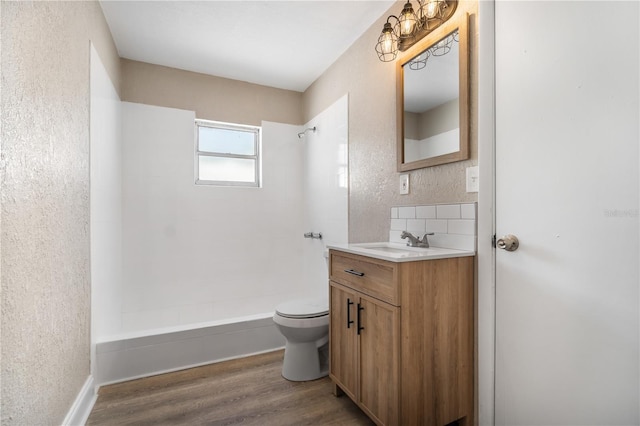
[276,298,329,319]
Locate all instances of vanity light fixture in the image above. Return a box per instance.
[408,50,429,70]
[407,29,458,69]
[430,31,456,56]
[398,1,421,39]
[375,0,458,62]
[376,21,400,61]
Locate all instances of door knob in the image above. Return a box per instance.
[497,234,519,251]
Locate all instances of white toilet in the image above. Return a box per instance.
[273,298,329,381]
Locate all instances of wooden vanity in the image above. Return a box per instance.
[328,248,474,426]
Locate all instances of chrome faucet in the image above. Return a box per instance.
[400,231,435,248]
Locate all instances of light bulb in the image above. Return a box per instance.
[399,2,417,37]
[425,0,439,19]
[401,19,414,36]
[382,32,394,54]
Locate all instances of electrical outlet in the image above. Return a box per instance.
[399,174,409,195]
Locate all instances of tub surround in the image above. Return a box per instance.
[113,95,347,337]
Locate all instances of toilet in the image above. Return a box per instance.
[273,298,329,381]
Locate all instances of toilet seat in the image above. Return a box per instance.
[275,298,329,319]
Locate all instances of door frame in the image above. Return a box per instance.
[477,0,496,425]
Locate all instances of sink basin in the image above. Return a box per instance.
[327,242,475,263]
[356,243,430,254]
[364,246,418,254]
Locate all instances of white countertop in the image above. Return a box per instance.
[327,242,475,263]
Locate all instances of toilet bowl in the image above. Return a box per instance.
[273,298,329,381]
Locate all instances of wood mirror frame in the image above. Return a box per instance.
[397,12,469,172]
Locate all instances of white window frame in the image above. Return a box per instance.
[195,119,261,187]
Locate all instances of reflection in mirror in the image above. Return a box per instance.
[397,13,468,172]
[403,30,459,163]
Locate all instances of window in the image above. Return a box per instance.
[195,120,261,187]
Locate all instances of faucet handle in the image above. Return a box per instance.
[419,232,435,248]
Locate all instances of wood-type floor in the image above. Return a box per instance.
[87,350,374,426]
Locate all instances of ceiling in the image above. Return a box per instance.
[99,0,396,93]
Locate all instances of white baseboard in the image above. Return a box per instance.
[62,375,97,426]
[95,316,285,386]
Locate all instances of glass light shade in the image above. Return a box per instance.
[423,0,442,19]
[408,51,429,70]
[398,2,420,38]
[375,23,398,62]
[431,33,455,56]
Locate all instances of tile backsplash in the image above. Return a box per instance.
[390,203,477,251]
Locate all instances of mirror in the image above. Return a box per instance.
[397,13,469,171]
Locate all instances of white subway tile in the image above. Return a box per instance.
[436,204,461,219]
[426,219,448,233]
[391,207,399,219]
[406,219,426,234]
[428,234,476,251]
[398,206,416,219]
[391,218,407,231]
[448,219,476,235]
[416,205,437,219]
[461,203,476,219]
[389,230,405,243]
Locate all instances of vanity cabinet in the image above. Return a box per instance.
[330,281,400,425]
[328,249,474,426]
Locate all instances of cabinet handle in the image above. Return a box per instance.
[357,303,365,335]
[347,298,354,328]
[344,269,365,277]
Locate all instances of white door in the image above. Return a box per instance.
[495,2,639,424]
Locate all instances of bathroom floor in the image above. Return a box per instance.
[87,350,374,425]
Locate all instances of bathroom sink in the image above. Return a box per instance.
[363,246,417,254]
[356,243,429,253]
[327,242,475,263]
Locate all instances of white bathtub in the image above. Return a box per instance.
[94,312,285,386]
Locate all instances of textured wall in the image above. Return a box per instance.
[121,59,304,126]
[303,1,478,243]
[1,1,120,424]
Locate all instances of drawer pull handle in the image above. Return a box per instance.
[344,269,365,277]
[347,298,354,328]
[357,303,365,335]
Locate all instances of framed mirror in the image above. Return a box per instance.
[397,13,469,171]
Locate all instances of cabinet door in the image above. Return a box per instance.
[329,282,358,399]
[358,295,400,425]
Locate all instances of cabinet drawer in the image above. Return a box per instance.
[329,250,399,305]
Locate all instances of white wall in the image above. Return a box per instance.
[90,45,123,347]
[104,98,348,338]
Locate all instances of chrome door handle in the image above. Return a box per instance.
[497,234,519,252]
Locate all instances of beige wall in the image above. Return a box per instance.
[121,59,304,126]
[404,98,459,140]
[303,0,478,243]
[418,98,459,139]
[1,1,120,423]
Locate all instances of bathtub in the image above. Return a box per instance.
[94,312,285,386]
